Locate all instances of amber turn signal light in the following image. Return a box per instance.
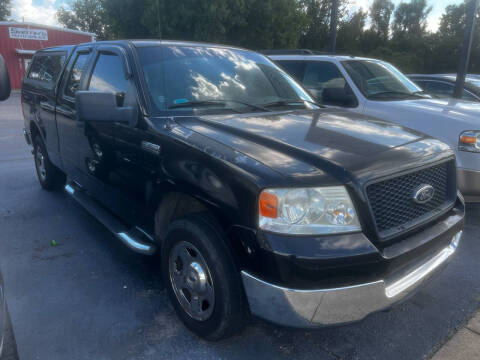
[460,135,477,144]
[259,191,278,218]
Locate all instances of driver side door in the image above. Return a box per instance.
[79,45,152,229]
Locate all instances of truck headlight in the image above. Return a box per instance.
[258,186,361,235]
[459,131,480,153]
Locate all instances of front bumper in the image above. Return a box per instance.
[242,231,462,328]
[457,168,480,201]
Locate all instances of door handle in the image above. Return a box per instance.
[141,141,161,155]
[56,107,75,117]
[40,102,55,112]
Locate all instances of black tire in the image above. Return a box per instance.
[161,213,245,340]
[33,136,66,191]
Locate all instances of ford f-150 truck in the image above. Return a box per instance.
[21,40,464,340]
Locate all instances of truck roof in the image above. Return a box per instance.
[267,54,378,62]
[38,40,249,54]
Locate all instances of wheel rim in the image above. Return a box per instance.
[35,146,47,181]
[169,241,215,321]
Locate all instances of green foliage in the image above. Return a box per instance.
[0,0,11,21]
[54,0,480,74]
[430,1,480,73]
[392,0,432,39]
[56,0,108,39]
[369,0,394,41]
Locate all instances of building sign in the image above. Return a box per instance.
[9,27,48,41]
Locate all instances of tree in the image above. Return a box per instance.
[392,0,432,38]
[428,1,480,73]
[369,0,394,41]
[337,10,367,53]
[139,0,304,49]
[56,0,108,39]
[0,0,11,21]
[299,0,348,50]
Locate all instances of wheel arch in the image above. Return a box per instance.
[29,119,44,144]
[153,190,230,243]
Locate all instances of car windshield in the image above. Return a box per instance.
[137,45,316,115]
[468,79,480,89]
[342,60,426,100]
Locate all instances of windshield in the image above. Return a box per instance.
[137,45,315,115]
[342,60,425,100]
[468,80,480,89]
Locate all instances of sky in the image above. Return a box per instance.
[10,0,464,31]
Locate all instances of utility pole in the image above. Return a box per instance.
[157,0,162,39]
[329,0,338,54]
[454,0,479,98]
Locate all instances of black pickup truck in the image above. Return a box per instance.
[22,40,464,340]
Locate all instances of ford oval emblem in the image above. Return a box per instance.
[413,184,435,204]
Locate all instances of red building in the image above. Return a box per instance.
[0,22,95,89]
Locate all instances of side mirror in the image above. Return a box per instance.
[75,91,138,127]
[0,54,11,101]
[322,86,357,108]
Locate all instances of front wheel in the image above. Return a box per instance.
[33,136,66,191]
[161,213,245,340]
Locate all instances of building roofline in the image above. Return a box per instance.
[0,21,96,38]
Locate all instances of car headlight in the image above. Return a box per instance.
[258,186,361,235]
[459,131,480,152]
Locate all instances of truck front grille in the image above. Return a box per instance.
[366,161,456,240]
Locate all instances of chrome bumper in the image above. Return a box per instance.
[457,168,480,201]
[241,231,462,328]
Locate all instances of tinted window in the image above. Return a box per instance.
[137,46,314,114]
[27,53,66,84]
[301,61,353,105]
[342,60,422,100]
[276,60,305,82]
[88,53,127,93]
[88,53,127,106]
[64,52,90,98]
[411,80,426,89]
[421,80,477,101]
[424,81,454,98]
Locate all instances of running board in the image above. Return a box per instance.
[64,183,156,255]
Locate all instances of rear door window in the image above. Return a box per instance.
[64,52,90,98]
[27,52,66,85]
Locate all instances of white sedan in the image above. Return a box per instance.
[270,54,480,201]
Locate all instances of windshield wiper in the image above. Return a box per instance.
[368,91,424,99]
[262,98,323,108]
[168,99,271,112]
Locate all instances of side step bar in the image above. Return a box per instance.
[65,183,157,255]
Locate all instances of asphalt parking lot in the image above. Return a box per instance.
[1,93,479,360]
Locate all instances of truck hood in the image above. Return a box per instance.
[374,98,480,127]
[170,108,453,185]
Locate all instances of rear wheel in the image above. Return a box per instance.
[33,136,66,191]
[161,213,245,340]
